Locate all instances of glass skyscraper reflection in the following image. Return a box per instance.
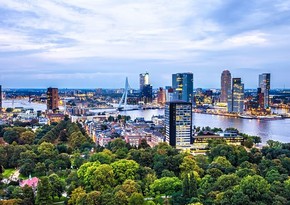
[172,73,193,103]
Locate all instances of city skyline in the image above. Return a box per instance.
[1,1,290,88]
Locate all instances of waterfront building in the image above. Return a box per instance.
[172,73,194,103]
[259,73,271,108]
[141,84,153,103]
[139,72,149,90]
[47,87,59,111]
[157,87,166,105]
[221,70,232,103]
[165,101,192,148]
[165,86,174,102]
[228,78,244,113]
[140,72,152,104]
[0,85,2,112]
[257,88,264,109]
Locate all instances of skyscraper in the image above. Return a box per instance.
[221,70,231,103]
[47,87,59,111]
[157,87,166,105]
[139,72,149,91]
[0,85,2,112]
[165,86,174,102]
[228,78,244,113]
[165,101,192,147]
[259,73,270,108]
[139,72,152,104]
[141,84,153,103]
[172,73,193,103]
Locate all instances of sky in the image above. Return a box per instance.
[0,0,290,89]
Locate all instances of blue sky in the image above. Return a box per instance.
[0,0,290,89]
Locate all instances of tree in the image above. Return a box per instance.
[120,179,141,196]
[90,149,114,164]
[20,160,35,176]
[19,131,35,145]
[265,169,286,183]
[91,164,115,191]
[111,159,139,184]
[215,189,250,205]
[150,177,182,197]
[138,139,150,149]
[38,142,57,161]
[238,175,271,203]
[35,162,46,176]
[101,192,117,205]
[35,176,52,205]
[114,190,128,205]
[209,156,235,173]
[69,131,88,149]
[22,185,34,205]
[56,153,71,169]
[180,155,203,179]
[128,192,144,205]
[77,161,101,187]
[183,172,198,199]
[86,191,101,205]
[213,174,239,192]
[68,187,87,205]
[284,179,290,201]
[49,173,66,199]
[267,140,283,149]
[3,130,19,144]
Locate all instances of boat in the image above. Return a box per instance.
[238,114,256,119]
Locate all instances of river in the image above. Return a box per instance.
[2,99,290,143]
[120,109,290,144]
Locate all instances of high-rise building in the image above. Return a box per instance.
[140,72,152,104]
[228,78,244,113]
[172,73,194,103]
[165,86,174,102]
[259,73,270,108]
[221,70,231,103]
[157,87,166,105]
[165,101,192,147]
[257,88,264,109]
[140,72,149,90]
[47,87,59,111]
[141,84,153,104]
[0,85,2,112]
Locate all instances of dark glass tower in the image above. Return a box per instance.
[172,73,193,103]
[165,101,192,147]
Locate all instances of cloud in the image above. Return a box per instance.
[226,31,267,46]
[0,0,290,88]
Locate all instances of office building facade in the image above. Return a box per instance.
[259,73,270,109]
[228,78,244,113]
[139,72,149,90]
[221,70,231,103]
[141,84,153,103]
[139,72,152,103]
[165,101,192,147]
[47,87,59,111]
[157,87,166,105]
[172,73,194,103]
[0,85,2,112]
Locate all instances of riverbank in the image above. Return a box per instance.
[193,109,289,120]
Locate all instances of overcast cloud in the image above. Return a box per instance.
[0,0,290,88]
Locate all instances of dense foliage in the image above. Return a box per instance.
[0,120,290,205]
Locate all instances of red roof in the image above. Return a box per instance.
[19,177,39,188]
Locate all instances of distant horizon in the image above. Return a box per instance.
[1,1,290,88]
[1,86,289,91]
